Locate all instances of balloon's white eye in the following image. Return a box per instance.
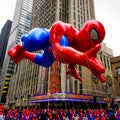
[90,28,98,40]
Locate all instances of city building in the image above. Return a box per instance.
[31,0,96,96]
[0,0,33,104]
[0,20,12,75]
[111,56,120,108]
[5,0,117,109]
[97,43,116,108]
[0,20,12,103]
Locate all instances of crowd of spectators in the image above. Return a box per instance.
[0,108,120,120]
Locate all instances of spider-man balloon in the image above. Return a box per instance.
[8,20,106,82]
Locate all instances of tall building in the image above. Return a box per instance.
[5,0,96,108]
[97,43,115,98]
[111,56,120,108]
[0,0,33,104]
[6,0,116,109]
[30,0,96,95]
[30,0,116,108]
[31,0,95,29]
[0,20,12,103]
[0,20,12,74]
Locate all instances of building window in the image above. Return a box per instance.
[107,57,111,70]
[74,22,76,28]
[74,12,76,20]
[66,76,71,92]
[78,66,82,77]
[119,83,120,92]
[74,80,77,93]
[103,55,107,68]
[116,67,120,75]
[79,83,82,94]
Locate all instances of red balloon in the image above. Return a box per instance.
[49,20,105,82]
[8,20,106,83]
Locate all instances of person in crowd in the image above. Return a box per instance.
[2,107,120,120]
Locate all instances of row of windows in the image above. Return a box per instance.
[21,13,31,21]
[72,0,95,28]
[100,54,111,70]
[8,61,39,100]
[59,0,69,22]
[22,0,33,9]
[74,80,82,94]
[6,0,33,100]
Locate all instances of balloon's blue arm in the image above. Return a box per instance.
[8,28,69,67]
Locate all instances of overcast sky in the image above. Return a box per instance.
[0,0,120,56]
[94,0,120,56]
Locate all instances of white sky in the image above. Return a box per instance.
[0,0,16,30]
[0,0,120,56]
[94,0,120,56]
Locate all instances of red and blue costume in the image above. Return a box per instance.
[8,20,106,82]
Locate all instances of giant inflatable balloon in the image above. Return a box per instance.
[8,20,106,82]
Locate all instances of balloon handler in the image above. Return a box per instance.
[8,20,106,83]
